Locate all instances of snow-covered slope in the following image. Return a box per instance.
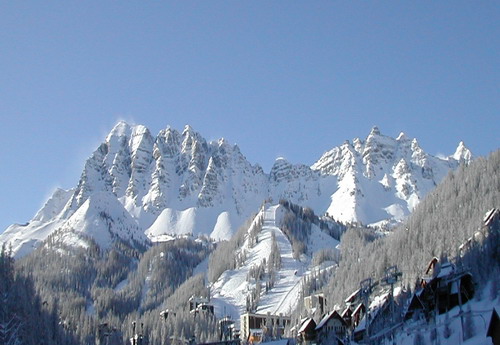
[0,188,74,257]
[52,191,148,250]
[0,122,471,257]
[211,204,339,320]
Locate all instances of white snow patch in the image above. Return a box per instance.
[211,212,233,241]
[384,204,408,222]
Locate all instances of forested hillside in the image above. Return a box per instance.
[1,244,78,345]
[13,236,212,345]
[324,149,500,308]
[3,142,497,345]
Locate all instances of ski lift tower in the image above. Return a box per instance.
[383,266,402,345]
[360,278,375,345]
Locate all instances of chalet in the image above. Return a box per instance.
[315,310,347,344]
[487,308,500,345]
[419,258,474,314]
[240,312,290,343]
[350,303,366,329]
[189,295,214,316]
[340,301,366,330]
[296,318,316,345]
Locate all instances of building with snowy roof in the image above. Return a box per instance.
[315,310,347,344]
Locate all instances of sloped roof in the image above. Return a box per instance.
[353,303,365,316]
[298,318,316,333]
[316,310,347,330]
[345,288,361,304]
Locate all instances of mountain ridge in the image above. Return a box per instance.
[0,122,472,257]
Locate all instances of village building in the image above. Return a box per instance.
[340,302,365,330]
[296,318,316,345]
[219,316,237,341]
[240,312,291,343]
[418,258,474,315]
[189,295,214,316]
[315,310,347,344]
[303,293,326,316]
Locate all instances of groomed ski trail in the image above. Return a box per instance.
[256,204,306,315]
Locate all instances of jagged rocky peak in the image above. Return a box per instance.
[270,157,292,182]
[270,157,316,183]
[452,141,473,164]
[179,125,208,171]
[362,127,400,177]
[181,125,206,151]
[154,127,181,159]
[106,121,131,141]
[311,140,358,178]
[352,138,363,153]
[396,131,408,141]
[369,125,381,136]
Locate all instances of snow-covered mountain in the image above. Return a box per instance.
[0,122,472,257]
[312,127,472,226]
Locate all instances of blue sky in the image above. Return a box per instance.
[1,1,499,232]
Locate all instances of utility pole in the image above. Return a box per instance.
[383,266,402,345]
[360,278,374,345]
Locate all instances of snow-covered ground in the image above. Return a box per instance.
[354,284,500,345]
[393,296,499,345]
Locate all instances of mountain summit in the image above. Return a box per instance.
[0,123,471,257]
